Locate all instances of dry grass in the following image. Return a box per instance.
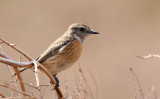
[130,54,160,99]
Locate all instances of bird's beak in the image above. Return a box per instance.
[88,30,99,34]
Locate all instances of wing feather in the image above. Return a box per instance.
[36,39,72,63]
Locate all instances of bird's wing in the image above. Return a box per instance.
[15,39,72,74]
[36,39,72,63]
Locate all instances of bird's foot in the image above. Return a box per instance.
[50,75,59,89]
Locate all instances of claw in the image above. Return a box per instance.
[50,75,59,89]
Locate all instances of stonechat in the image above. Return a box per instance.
[20,23,99,86]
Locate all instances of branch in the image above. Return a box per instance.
[33,60,42,99]
[0,38,32,61]
[0,55,63,98]
[0,37,64,98]
[0,56,33,68]
[0,53,27,96]
[0,83,31,97]
[13,67,26,95]
[0,93,6,98]
[38,64,63,98]
[0,53,10,59]
[136,54,160,59]
[11,81,38,90]
[0,46,17,97]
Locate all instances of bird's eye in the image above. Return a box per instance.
[80,27,85,32]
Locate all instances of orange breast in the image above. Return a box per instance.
[42,39,83,75]
[62,39,83,63]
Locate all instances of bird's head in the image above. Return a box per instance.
[66,23,99,43]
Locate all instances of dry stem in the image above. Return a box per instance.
[0,83,31,97]
[0,37,64,98]
[38,64,63,98]
[0,93,6,98]
[136,54,160,59]
[0,38,32,61]
[33,60,41,99]
[0,51,26,96]
[129,67,145,99]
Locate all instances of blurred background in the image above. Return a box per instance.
[0,0,160,99]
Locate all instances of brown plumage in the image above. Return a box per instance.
[40,39,82,75]
[20,23,99,76]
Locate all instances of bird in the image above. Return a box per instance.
[20,23,99,87]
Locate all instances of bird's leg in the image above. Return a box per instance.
[50,74,59,89]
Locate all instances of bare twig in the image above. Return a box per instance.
[0,37,64,98]
[136,54,160,59]
[0,37,32,61]
[39,84,53,87]
[0,93,6,98]
[33,60,42,99]
[11,81,39,90]
[0,45,17,97]
[129,67,145,99]
[38,64,63,98]
[0,56,33,68]
[13,67,26,95]
[33,61,40,88]
[0,83,31,97]
[0,52,10,59]
[0,55,63,98]
[0,52,26,96]
[0,45,13,76]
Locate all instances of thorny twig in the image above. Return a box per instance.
[0,45,17,97]
[0,38,32,61]
[0,37,63,98]
[0,49,26,96]
[0,83,31,97]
